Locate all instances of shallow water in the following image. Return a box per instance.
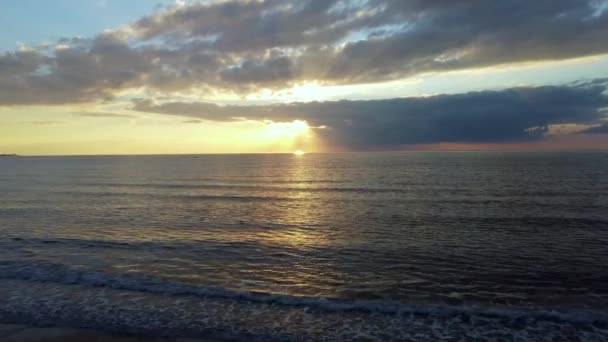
[1,152,607,340]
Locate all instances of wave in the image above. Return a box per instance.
[0,260,605,324]
[83,178,348,185]
[51,188,560,199]
[2,236,278,255]
[78,182,416,194]
[53,191,299,202]
[48,181,607,196]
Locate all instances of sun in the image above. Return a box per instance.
[256,120,318,154]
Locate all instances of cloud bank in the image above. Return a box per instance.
[133,81,608,148]
[1,0,608,105]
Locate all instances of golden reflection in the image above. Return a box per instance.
[293,150,305,156]
[256,155,331,249]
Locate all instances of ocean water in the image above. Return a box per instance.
[0,152,607,340]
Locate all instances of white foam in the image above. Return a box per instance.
[0,260,605,325]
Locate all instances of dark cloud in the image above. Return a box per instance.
[580,123,608,134]
[219,56,295,87]
[308,0,608,83]
[130,0,608,85]
[132,0,364,52]
[1,1,608,105]
[0,32,152,105]
[133,82,608,148]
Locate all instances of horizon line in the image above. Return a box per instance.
[5,149,608,157]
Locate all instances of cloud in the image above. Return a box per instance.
[129,0,608,85]
[74,112,136,118]
[580,123,608,134]
[132,99,242,122]
[0,32,151,105]
[1,0,608,105]
[133,81,608,149]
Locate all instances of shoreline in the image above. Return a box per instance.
[0,323,217,342]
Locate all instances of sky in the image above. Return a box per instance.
[1,0,608,155]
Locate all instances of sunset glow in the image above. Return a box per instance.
[266,120,310,139]
[1,2,608,340]
[0,0,607,155]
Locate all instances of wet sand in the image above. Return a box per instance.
[0,324,216,342]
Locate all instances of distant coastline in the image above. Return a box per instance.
[0,154,18,157]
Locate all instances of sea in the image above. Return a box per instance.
[0,152,607,341]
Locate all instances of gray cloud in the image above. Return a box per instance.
[581,123,608,134]
[74,112,136,118]
[0,32,152,105]
[130,0,608,85]
[133,99,241,122]
[219,56,295,87]
[1,1,608,105]
[133,81,608,148]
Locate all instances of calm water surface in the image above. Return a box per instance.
[0,152,607,340]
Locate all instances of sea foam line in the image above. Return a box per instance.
[0,260,605,324]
